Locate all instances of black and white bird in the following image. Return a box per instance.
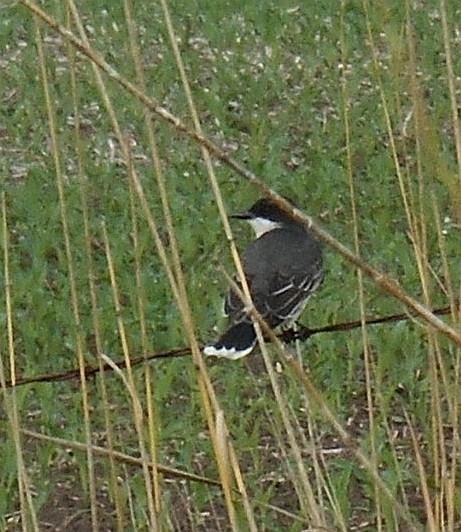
[203,198,323,360]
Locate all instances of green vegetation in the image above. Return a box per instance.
[1,0,460,530]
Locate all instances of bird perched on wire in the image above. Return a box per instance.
[203,197,323,360]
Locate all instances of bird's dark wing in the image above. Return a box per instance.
[224,227,323,326]
[261,262,324,325]
[224,259,323,327]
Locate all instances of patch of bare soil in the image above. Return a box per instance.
[36,463,117,532]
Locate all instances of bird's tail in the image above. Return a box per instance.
[203,322,257,360]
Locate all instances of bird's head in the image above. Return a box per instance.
[231,198,299,238]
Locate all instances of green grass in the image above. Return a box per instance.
[1,0,460,530]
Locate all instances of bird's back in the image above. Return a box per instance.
[243,227,321,278]
[225,227,323,326]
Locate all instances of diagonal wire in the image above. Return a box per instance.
[3,303,456,390]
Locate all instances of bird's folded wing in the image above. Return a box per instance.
[224,263,323,325]
[264,267,324,322]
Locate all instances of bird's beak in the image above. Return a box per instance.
[230,210,252,220]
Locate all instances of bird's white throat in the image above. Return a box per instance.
[248,217,282,238]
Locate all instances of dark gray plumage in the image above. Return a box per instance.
[204,198,323,359]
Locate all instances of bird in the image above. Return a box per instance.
[203,198,323,360]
